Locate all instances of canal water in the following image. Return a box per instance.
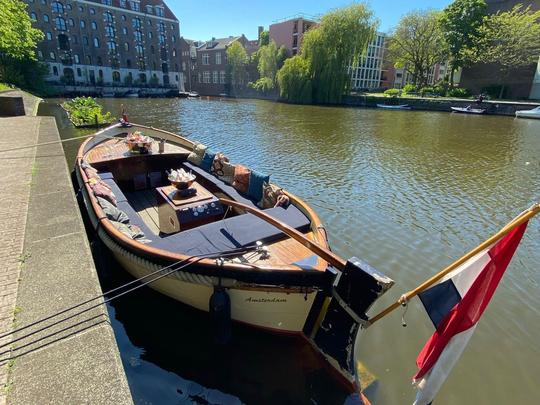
[41,98,540,404]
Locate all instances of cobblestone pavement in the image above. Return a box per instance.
[0,117,40,404]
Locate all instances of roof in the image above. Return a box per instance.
[85,0,178,21]
[198,37,241,51]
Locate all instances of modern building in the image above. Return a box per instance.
[268,14,317,56]
[25,0,184,92]
[349,32,386,91]
[459,0,540,99]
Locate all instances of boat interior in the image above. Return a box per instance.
[80,124,327,271]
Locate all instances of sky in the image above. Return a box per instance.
[170,0,454,41]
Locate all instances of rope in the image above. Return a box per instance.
[0,245,256,349]
[0,132,120,154]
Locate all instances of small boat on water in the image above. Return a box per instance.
[451,106,486,114]
[376,104,411,110]
[75,122,394,389]
[124,91,139,98]
[101,91,115,98]
[515,106,540,119]
[187,91,200,98]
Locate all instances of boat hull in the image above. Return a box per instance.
[451,107,485,114]
[515,111,540,119]
[376,104,411,110]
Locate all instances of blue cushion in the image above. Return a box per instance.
[247,169,270,202]
[98,171,115,180]
[199,149,216,172]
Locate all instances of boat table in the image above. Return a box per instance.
[155,182,224,234]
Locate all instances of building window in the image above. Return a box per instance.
[83,36,88,45]
[202,53,209,65]
[111,57,120,68]
[120,27,127,35]
[55,17,67,31]
[150,45,154,54]
[120,0,126,8]
[220,70,226,84]
[40,0,47,4]
[147,19,152,26]
[58,33,70,50]
[198,72,201,83]
[85,55,91,64]
[215,52,221,65]
[91,21,97,30]
[101,0,112,5]
[71,35,78,44]
[159,34,166,45]
[135,44,143,55]
[43,14,49,23]
[172,49,176,57]
[152,61,156,70]
[77,68,82,77]
[124,42,129,51]
[161,63,168,73]
[93,37,100,48]
[97,56,102,66]
[53,66,58,75]
[78,5,83,12]
[46,32,52,40]
[213,71,218,84]
[160,47,167,60]
[90,8,95,15]
[132,18,141,28]
[126,59,131,68]
[50,51,56,60]
[37,50,43,59]
[74,54,80,64]
[155,7,164,17]
[158,22,165,32]
[203,71,210,83]
[66,3,71,10]
[105,25,115,37]
[130,1,140,12]
[121,15,126,21]
[107,41,117,53]
[146,5,153,14]
[51,2,64,14]
[138,59,146,70]
[68,18,74,27]
[104,12,113,23]
[112,71,121,82]
[172,35,176,43]
[80,20,86,28]
[30,12,37,21]
[134,30,142,42]
[148,32,152,39]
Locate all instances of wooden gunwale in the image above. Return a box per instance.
[77,123,330,279]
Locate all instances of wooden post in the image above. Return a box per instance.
[368,203,540,326]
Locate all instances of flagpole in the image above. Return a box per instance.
[367,203,540,326]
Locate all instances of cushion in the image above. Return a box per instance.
[219,161,236,185]
[232,165,251,194]
[247,169,270,202]
[211,154,235,185]
[258,182,282,209]
[110,220,151,243]
[187,143,207,166]
[200,149,216,172]
[97,196,130,224]
[92,182,117,206]
[84,166,100,181]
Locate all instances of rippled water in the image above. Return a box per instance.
[43,98,540,404]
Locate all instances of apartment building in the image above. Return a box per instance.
[25,0,183,91]
[349,32,386,91]
[268,14,317,56]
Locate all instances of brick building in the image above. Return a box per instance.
[25,0,183,92]
[268,15,317,56]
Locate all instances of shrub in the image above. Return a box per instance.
[383,88,400,97]
[61,97,113,127]
[447,87,470,98]
[402,83,417,94]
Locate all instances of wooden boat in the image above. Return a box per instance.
[515,106,540,119]
[451,106,486,114]
[75,122,394,387]
[376,104,411,110]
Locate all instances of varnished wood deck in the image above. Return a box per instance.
[86,138,189,164]
[125,189,160,234]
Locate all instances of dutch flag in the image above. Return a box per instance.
[413,222,528,405]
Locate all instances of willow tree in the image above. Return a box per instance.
[472,5,540,98]
[251,40,287,93]
[388,10,446,88]
[276,56,312,103]
[226,41,249,95]
[301,3,377,103]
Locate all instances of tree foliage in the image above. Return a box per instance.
[439,0,487,82]
[251,41,287,93]
[226,41,249,94]
[0,0,43,61]
[301,3,377,103]
[276,56,312,103]
[259,30,269,47]
[472,5,540,77]
[388,10,446,88]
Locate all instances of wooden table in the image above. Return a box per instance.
[155,182,223,234]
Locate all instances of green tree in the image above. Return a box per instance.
[388,10,446,88]
[301,3,377,103]
[472,5,540,98]
[439,0,487,84]
[226,41,249,95]
[276,56,312,103]
[251,41,287,93]
[259,30,269,47]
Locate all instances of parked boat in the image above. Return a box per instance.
[451,106,486,114]
[101,91,115,98]
[124,91,139,98]
[75,122,394,388]
[376,104,411,110]
[188,91,200,98]
[515,106,540,119]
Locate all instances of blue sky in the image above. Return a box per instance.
[171,0,454,40]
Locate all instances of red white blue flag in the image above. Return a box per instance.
[412,222,528,405]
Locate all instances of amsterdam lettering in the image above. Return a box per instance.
[245,297,287,303]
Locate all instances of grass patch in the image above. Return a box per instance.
[0,83,12,91]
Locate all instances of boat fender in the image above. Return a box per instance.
[209,286,231,345]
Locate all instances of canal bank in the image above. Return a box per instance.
[0,94,132,404]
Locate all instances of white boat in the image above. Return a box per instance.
[515,106,540,119]
[451,106,486,114]
[124,91,139,98]
[376,104,411,110]
[101,91,115,98]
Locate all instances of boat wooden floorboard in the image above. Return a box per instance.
[125,189,160,235]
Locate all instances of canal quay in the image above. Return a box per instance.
[41,97,539,405]
[0,91,132,404]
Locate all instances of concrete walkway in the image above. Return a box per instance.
[0,103,132,403]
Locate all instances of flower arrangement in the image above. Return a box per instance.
[124,131,154,153]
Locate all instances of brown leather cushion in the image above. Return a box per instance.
[232,164,251,193]
[187,142,207,166]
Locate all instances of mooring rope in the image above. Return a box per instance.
[0,245,257,349]
[0,132,119,154]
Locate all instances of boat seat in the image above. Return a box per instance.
[182,162,258,210]
[98,171,115,180]
[149,204,311,256]
[101,177,128,203]
[116,200,157,238]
